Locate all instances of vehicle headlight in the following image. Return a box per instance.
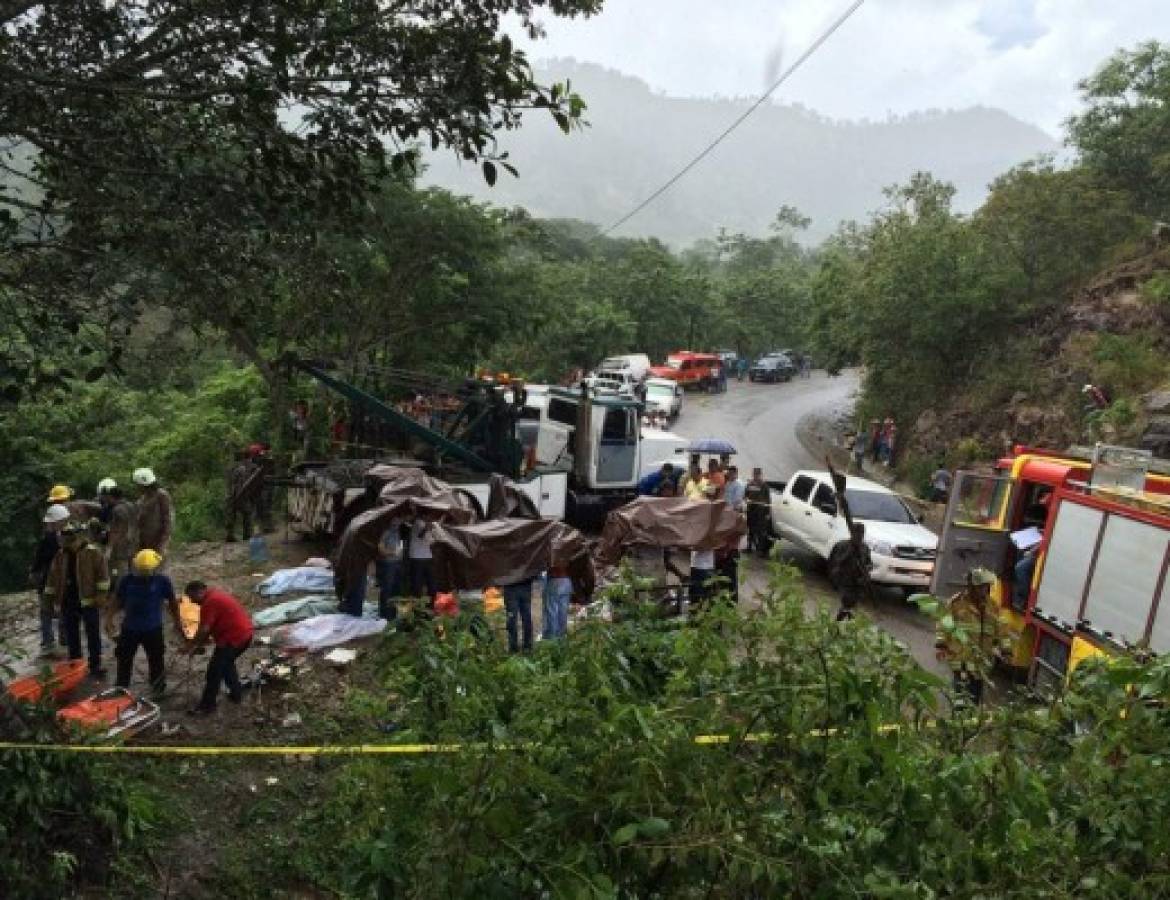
[867,539,894,557]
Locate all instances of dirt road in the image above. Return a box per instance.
[668,372,947,677]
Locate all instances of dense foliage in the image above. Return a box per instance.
[0,704,155,899]
[205,570,1170,898]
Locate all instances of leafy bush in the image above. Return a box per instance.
[0,704,156,899]
[1090,333,1169,398]
[257,571,1170,898]
[1141,271,1170,306]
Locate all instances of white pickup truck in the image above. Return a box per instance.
[770,471,937,593]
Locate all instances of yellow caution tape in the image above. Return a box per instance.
[0,719,952,756]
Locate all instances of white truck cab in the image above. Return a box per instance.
[770,471,937,590]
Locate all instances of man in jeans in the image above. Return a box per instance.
[47,520,110,677]
[30,503,69,654]
[541,566,572,640]
[502,576,535,653]
[113,549,182,697]
[183,581,254,715]
[376,524,405,622]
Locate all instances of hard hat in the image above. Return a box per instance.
[43,504,70,525]
[969,567,997,587]
[132,467,157,487]
[97,477,117,495]
[47,484,72,502]
[133,549,163,572]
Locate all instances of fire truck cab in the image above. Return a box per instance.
[931,445,1170,692]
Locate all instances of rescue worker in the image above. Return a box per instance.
[501,575,536,653]
[30,503,71,654]
[133,467,174,557]
[744,468,772,556]
[938,568,1009,705]
[183,581,254,715]
[833,522,872,621]
[376,523,406,622]
[47,520,110,677]
[96,477,117,523]
[103,485,136,587]
[224,449,258,542]
[683,463,708,501]
[250,444,275,532]
[113,548,182,697]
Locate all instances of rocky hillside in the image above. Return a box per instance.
[910,245,1170,463]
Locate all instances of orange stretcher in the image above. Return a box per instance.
[179,594,200,640]
[57,688,161,740]
[5,659,89,703]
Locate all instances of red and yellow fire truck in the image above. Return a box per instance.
[931,445,1170,692]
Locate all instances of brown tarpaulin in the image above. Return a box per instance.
[595,496,746,567]
[429,518,594,598]
[485,473,539,520]
[333,468,478,594]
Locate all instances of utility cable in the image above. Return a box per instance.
[602,0,866,236]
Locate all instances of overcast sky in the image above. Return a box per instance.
[512,0,1170,137]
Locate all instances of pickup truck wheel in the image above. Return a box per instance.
[827,542,852,590]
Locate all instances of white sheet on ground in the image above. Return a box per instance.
[275,614,387,651]
[256,566,336,597]
[253,596,379,627]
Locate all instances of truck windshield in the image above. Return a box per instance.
[645,383,673,399]
[845,489,916,524]
[665,357,683,370]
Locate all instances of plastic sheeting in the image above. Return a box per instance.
[273,613,387,651]
[486,473,539,520]
[253,595,379,627]
[256,566,337,597]
[429,518,594,596]
[333,467,479,595]
[595,496,746,567]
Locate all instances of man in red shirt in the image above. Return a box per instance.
[184,581,254,715]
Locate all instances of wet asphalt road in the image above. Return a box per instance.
[666,372,947,677]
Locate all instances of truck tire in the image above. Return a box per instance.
[827,542,852,590]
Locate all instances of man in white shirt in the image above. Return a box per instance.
[409,520,436,604]
[689,546,715,607]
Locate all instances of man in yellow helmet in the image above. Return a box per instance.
[112,548,182,697]
[47,520,110,678]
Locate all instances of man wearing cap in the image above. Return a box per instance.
[183,581,254,715]
[47,520,110,677]
[30,503,70,654]
[133,467,174,557]
[113,548,182,697]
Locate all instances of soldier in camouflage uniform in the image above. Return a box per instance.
[225,449,260,542]
[832,522,873,621]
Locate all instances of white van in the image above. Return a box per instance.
[597,354,651,383]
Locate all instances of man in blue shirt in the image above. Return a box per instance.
[638,463,676,497]
[722,465,746,513]
[113,548,182,697]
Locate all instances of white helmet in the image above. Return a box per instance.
[97,477,117,495]
[43,504,70,524]
[132,467,157,486]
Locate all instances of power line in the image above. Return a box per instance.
[602,0,867,236]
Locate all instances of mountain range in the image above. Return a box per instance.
[422,60,1060,245]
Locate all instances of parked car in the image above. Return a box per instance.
[642,376,684,419]
[582,373,636,397]
[769,471,937,594]
[749,357,793,383]
[597,354,651,383]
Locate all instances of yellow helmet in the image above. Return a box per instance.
[47,484,73,502]
[133,549,163,573]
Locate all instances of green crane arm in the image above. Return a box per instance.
[291,360,499,474]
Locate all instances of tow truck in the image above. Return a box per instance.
[931,444,1170,691]
[283,360,688,534]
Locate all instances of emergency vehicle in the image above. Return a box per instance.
[931,445,1170,693]
[648,351,723,391]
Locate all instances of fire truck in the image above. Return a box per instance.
[931,445,1170,693]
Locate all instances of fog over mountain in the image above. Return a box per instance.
[422,60,1060,245]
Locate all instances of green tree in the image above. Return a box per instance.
[1067,40,1170,219]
